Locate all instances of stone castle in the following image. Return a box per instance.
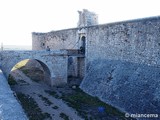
[1,9,160,118]
[32,9,160,117]
[32,9,99,80]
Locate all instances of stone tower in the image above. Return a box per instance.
[77,9,98,27]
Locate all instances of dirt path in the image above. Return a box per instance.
[10,69,83,120]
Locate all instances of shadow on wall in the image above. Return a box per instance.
[8,59,51,85]
[80,59,160,115]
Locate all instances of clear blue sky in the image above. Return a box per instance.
[0,0,160,46]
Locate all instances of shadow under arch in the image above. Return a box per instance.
[8,59,51,85]
[35,59,51,85]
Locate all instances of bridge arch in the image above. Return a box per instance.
[35,59,51,84]
[8,59,51,85]
[0,50,68,86]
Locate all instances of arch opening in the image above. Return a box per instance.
[8,59,51,86]
[80,36,86,54]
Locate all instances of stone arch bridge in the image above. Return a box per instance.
[0,50,68,86]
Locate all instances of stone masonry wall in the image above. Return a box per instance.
[68,57,78,77]
[80,16,160,115]
[32,28,78,50]
[0,50,68,86]
[32,33,46,50]
[85,17,160,66]
[31,15,160,115]
[77,57,85,78]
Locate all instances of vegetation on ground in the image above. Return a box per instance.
[38,94,53,106]
[8,60,134,120]
[8,75,18,85]
[62,88,123,119]
[11,59,44,83]
[17,67,44,83]
[16,93,52,120]
[59,112,69,120]
[18,79,29,85]
[52,106,59,109]
[45,90,60,99]
[47,87,134,120]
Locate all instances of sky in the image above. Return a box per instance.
[0,0,160,46]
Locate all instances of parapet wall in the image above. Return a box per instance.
[32,28,78,50]
[81,16,160,115]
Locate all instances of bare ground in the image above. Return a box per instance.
[8,68,134,120]
[10,69,83,120]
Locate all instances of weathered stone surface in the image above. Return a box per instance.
[0,50,68,86]
[0,69,28,120]
[32,9,98,51]
[32,28,79,50]
[79,16,160,116]
[77,9,98,27]
[68,56,78,77]
[31,11,160,116]
[80,60,160,114]
[86,17,160,67]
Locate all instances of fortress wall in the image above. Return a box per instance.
[77,57,85,78]
[68,57,78,77]
[80,17,160,114]
[32,28,78,50]
[32,33,46,50]
[85,17,160,66]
